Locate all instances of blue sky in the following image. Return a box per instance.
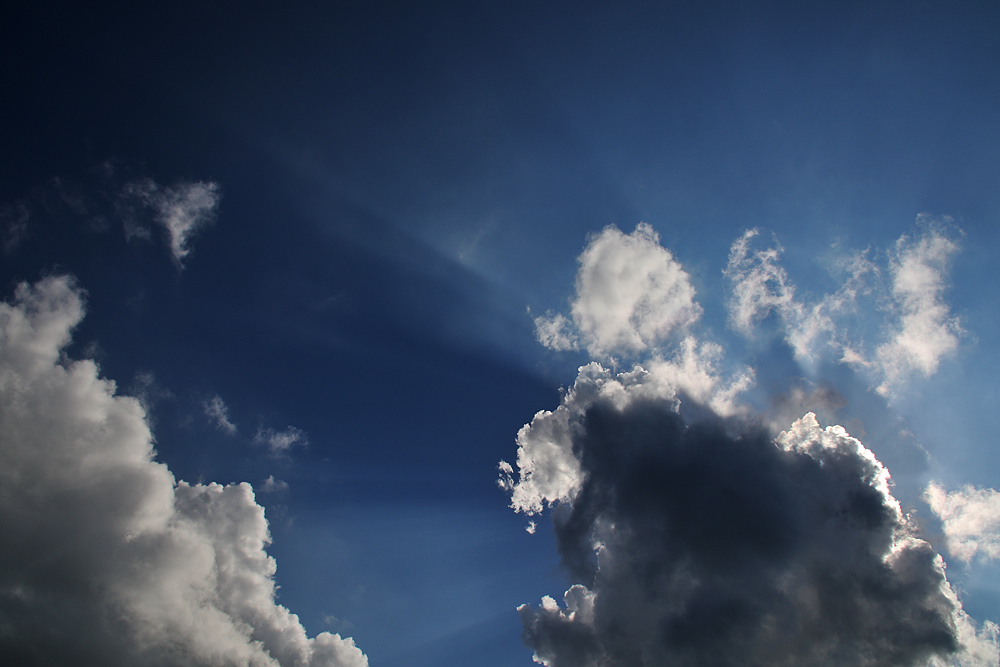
[2,1,1000,666]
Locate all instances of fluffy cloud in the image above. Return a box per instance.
[925,483,1000,563]
[254,426,309,456]
[205,394,238,435]
[0,276,367,667]
[534,223,701,358]
[120,179,221,264]
[509,389,997,667]
[724,220,962,395]
[875,221,963,395]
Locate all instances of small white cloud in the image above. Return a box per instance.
[261,475,289,493]
[537,223,701,358]
[925,482,1000,563]
[204,394,237,435]
[120,179,221,265]
[875,220,963,396]
[255,426,309,456]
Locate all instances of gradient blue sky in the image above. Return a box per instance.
[3,1,1000,666]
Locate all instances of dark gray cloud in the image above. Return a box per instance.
[518,396,977,667]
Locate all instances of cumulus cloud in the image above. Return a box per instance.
[119,179,221,265]
[508,389,997,666]
[724,220,962,395]
[261,475,290,493]
[534,223,701,358]
[875,221,963,396]
[254,426,309,456]
[925,483,1000,564]
[205,394,238,435]
[0,276,367,667]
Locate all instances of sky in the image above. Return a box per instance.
[2,1,1000,665]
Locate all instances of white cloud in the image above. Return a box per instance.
[204,394,238,435]
[0,276,367,667]
[536,223,701,358]
[254,426,309,456]
[875,221,963,396]
[120,179,221,265]
[261,475,289,493]
[925,483,1000,563]
[724,220,962,396]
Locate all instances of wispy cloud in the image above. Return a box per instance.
[724,219,962,396]
[119,179,221,266]
[204,394,238,435]
[255,425,309,456]
[0,276,366,666]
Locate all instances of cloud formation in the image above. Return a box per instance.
[509,394,996,667]
[724,219,962,396]
[120,179,221,264]
[205,394,238,435]
[509,220,997,667]
[254,426,309,457]
[0,276,366,667]
[534,223,701,358]
[925,483,1000,564]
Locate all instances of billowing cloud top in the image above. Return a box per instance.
[534,223,701,357]
[0,277,367,667]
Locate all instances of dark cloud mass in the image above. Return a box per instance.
[519,397,961,667]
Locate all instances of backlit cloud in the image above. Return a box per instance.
[724,219,962,396]
[925,483,1000,564]
[534,223,701,358]
[0,276,367,667]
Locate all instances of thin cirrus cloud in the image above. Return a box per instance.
[118,179,221,265]
[0,276,367,667]
[504,221,999,667]
[254,426,309,457]
[723,217,963,397]
[204,394,238,435]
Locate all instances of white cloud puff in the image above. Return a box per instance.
[925,482,1000,563]
[121,179,221,265]
[535,223,701,358]
[204,394,238,435]
[875,220,963,395]
[0,276,367,667]
[254,426,309,456]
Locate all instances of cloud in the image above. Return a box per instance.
[204,395,238,435]
[925,483,1000,564]
[0,276,367,667]
[874,220,963,396]
[534,223,701,358]
[509,388,997,667]
[119,179,221,265]
[254,426,309,457]
[509,221,996,667]
[261,475,289,493]
[723,220,962,396]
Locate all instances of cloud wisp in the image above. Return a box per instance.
[204,394,238,435]
[254,426,309,457]
[506,221,998,667]
[925,483,1000,564]
[0,277,366,667]
[723,218,963,397]
[119,179,221,266]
